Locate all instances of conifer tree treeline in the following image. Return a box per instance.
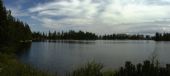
[0,0,32,45]
[32,30,98,40]
[32,31,170,41]
[154,32,170,41]
[102,34,151,40]
[32,31,153,41]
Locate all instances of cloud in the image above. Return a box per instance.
[27,0,170,34]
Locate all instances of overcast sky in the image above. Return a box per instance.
[4,0,170,34]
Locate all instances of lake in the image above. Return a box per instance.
[18,40,170,75]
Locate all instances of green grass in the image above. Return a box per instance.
[70,62,104,76]
[0,53,54,76]
[69,60,170,76]
[0,43,55,76]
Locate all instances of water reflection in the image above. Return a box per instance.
[18,40,170,75]
[148,42,159,65]
[17,43,32,56]
[48,40,96,44]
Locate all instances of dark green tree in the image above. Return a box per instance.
[0,0,7,44]
[0,0,32,46]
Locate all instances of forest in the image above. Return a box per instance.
[32,31,170,41]
[0,0,32,47]
[0,0,50,76]
[154,32,170,41]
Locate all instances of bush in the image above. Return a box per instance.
[70,62,103,76]
[70,60,170,76]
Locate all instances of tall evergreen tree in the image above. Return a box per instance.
[0,0,32,45]
[0,0,7,44]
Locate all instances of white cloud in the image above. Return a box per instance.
[28,0,170,34]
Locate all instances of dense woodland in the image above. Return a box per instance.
[102,34,152,40]
[0,0,32,46]
[154,32,170,41]
[0,1,52,76]
[32,31,170,41]
[32,31,98,40]
[32,31,153,41]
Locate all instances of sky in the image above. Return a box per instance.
[3,0,170,34]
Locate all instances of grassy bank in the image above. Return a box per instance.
[0,53,53,76]
[0,44,54,76]
[70,61,170,76]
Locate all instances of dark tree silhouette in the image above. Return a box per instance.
[32,31,158,41]
[32,30,98,41]
[102,34,148,40]
[0,0,32,46]
[154,32,170,41]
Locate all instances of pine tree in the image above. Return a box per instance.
[0,0,7,44]
[0,0,32,45]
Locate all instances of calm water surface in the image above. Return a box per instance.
[18,40,170,75]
